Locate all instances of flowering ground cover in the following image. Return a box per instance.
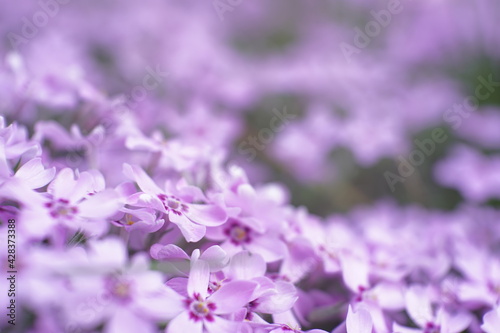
[1,1,500,332]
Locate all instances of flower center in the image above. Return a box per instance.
[45,199,79,219]
[167,199,180,209]
[245,300,260,320]
[424,322,440,333]
[231,226,248,241]
[106,277,133,303]
[186,295,216,322]
[319,245,339,261]
[157,194,189,215]
[125,214,135,225]
[114,282,130,297]
[191,302,210,316]
[354,285,378,303]
[488,281,500,295]
[208,280,221,294]
[281,324,301,332]
[224,222,252,245]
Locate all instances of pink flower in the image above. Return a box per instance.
[346,305,373,333]
[482,307,500,333]
[393,285,471,333]
[454,243,500,307]
[206,182,288,262]
[13,168,122,239]
[206,217,288,262]
[164,259,257,333]
[0,157,55,190]
[62,237,179,333]
[150,243,229,277]
[123,163,227,242]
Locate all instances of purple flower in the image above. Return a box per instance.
[14,168,122,239]
[482,307,500,333]
[151,243,229,277]
[455,107,500,149]
[112,206,165,233]
[2,1,500,332]
[123,163,227,242]
[206,217,288,262]
[454,243,500,307]
[393,285,471,333]
[226,251,298,318]
[62,237,179,333]
[0,157,55,190]
[434,145,500,202]
[164,259,257,333]
[206,182,288,262]
[346,305,373,333]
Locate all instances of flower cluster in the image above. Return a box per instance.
[1,119,499,333]
[1,1,500,333]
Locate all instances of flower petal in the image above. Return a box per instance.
[150,244,189,261]
[0,142,10,178]
[78,190,123,219]
[227,251,266,280]
[123,163,163,194]
[48,168,78,199]
[169,212,206,242]
[340,254,370,293]
[188,259,210,299]
[86,237,128,271]
[166,311,203,333]
[14,157,55,189]
[405,285,433,328]
[482,308,500,333]
[372,282,404,310]
[346,306,373,333]
[392,322,422,333]
[127,192,165,212]
[248,236,288,263]
[185,203,227,227]
[210,280,257,314]
[204,316,242,333]
[199,245,229,272]
[256,281,298,314]
[166,277,189,297]
[105,308,156,333]
[439,309,472,333]
[135,285,185,320]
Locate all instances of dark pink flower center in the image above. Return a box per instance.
[157,194,189,215]
[245,300,260,320]
[45,199,79,219]
[224,222,252,245]
[185,294,216,322]
[208,280,221,294]
[318,244,339,261]
[355,285,370,302]
[487,281,500,295]
[268,273,291,282]
[105,276,133,303]
[424,322,440,333]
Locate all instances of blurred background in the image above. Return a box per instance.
[1,0,500,217]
